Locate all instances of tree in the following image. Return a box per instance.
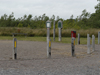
[18,23,23,27]
[56,16,60,21]
[51,15,55,20]
[27,14,32,21]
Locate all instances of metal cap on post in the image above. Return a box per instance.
[58,20,63,41]
[46,20,51,28]
[71,31,76,38]
[58,20,63,28]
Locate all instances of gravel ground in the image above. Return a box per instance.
[0,40,100,75]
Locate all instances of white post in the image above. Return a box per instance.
[78,33,80,45]
[12,34,14,37]
[87,37,91,54]
[92,35,95,52]
[98,32,100,44]
[47,28,50,42]
[87,34,89,46]
[13,38,17,59]
[53,20,55,41]
[47,28,51,58]
[58,28,61,41]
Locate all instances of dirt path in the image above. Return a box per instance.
[0,40,99,75]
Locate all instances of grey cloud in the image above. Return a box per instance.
[0,0,98,19]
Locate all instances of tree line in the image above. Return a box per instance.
[0,0,100,29]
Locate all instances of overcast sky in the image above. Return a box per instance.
[0,0,98,20]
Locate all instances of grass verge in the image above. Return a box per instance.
[0,36,98,44]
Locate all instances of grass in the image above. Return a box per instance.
[0,27,100,37]
[0,36,98,45]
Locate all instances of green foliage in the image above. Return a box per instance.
[0,27,99,38]
[27,24,30,28]
[18,23,23,27]
[0,1,100,29]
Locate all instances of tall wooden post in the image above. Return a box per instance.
[46,20,51,58]
[53,20,55,41]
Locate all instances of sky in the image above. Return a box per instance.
[0,0,98,20]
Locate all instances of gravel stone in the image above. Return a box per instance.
[0,40,99,75]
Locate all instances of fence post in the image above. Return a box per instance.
[87,34,89,46]
[98,32,100,44]
[58,20,62,41]
[47,28,50,42]
[47,27,51,58]
[87,36,91,54]
[92,35,95,52]
[47,39,51,58]
[71,37,75,57]
[58,28,62,41]
[53,20,55,41]
[78,33,80,45]
[13,38,17,59]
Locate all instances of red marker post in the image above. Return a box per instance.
[71,31,76,57]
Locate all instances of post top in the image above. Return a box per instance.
[46,20,51,28]
[46,20,51,23]
[58,20,62,22]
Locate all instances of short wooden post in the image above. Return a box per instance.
[13,38,17,59]
[78,33,80,45]
[92,35,95,52]
[87,37,91,54]
[87,34,89,46]
[58,28,62,41]
[12,34,14,37]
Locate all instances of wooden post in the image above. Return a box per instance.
[58,28,62,41]
[87,34,89,46]
[53,20,55,41]
[78,33,80,45]
[92,35,95,52]
[98,32,100,44]
[47,28,51,58]
[87,37,91,54]
[47,38,51,58]
[12,33,14,37]
[71,37,75,57]
[13,38,17,59]
[47,28,50,42]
